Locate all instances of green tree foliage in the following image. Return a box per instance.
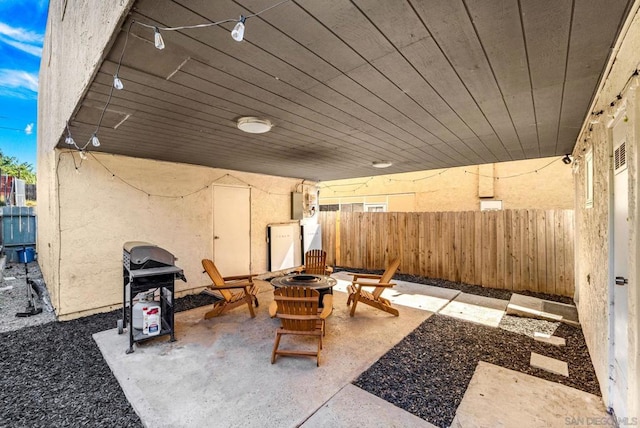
[0,150,36,184]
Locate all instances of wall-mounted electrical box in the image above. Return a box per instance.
[291,192,304,220]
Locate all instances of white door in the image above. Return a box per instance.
[213,186,251,276]
[610,121,629,417]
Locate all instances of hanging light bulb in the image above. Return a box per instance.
[65,121,75,146]
[154,27,165,50]
[91,133,100,147]
[231,16,246,42]
[113,74,124,90]
[79,151,87,160]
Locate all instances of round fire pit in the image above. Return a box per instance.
[270,273,337,308]
[288,275,320,283]
[271,274,336,289]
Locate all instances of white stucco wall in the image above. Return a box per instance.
[573,2,640,418]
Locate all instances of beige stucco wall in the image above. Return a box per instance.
[573,2,640,418]
[42,151,305,319]
[37,0,134,318]
[319,156,574,211]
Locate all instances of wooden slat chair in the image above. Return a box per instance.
[346,257,401,317]
[201,259,258,320]
[294,249,333,276]
[271,286,332,366]
[269,289,333,335]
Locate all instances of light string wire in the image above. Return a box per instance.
[589,69,639,120]
[387,169,449,183]
[319,157,563,195]
[134,0,289,32]
[463,157,561,179]
[64,0,291,154]
[576,70,640,155]
[60,151,293,198]
[89,19,136,148]
[318,177,374,193]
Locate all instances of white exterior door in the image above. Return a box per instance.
[610,119,629,418]
[213,186,251,276]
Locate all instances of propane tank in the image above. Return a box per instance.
[132,293,160,331]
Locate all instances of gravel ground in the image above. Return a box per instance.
[342,267,594,428]
[2,263,593,427]
[1,262,56,334]
[0,262,218,428]
[354,315,599,428]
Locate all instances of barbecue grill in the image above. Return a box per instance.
[119,241,186,354]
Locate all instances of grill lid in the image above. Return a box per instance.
[124,241,176,268]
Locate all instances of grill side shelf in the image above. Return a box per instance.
[128,266,184,278]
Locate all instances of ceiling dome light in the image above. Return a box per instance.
[372,161,392,168]
[237,117,273,134]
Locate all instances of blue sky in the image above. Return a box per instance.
[0,0,49,168]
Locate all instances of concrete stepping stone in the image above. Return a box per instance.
[530,352,569,376]
[451,362,609,427]
[332,272,460,313]
[439,293,508,328]
[534,332,566,347]
[507,294,579,326]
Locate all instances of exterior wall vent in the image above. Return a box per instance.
[614,141,627,173]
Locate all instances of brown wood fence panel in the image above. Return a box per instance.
[318,212,336,266]
[320,209,575,297]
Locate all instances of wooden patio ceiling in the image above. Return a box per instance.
[64,0,632,181]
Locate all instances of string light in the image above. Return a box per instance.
[63,0,291,159]
[64,121,76,147]
[113,74,124,90]
[591,69,639,117]
[90,133,100,147]
[153,27,165,50]
[64,152,294,198]
[136,0,291,49]
[318,177,374,193]
[579,68,640,156]
[231,16,246,41]
[463,157,561,179]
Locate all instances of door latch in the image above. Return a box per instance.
[615,276,628,285]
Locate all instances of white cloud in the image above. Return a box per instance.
[0,22,43,43]
[0,69,38,93]
[24,123,34,135]
[0,36,42,56]
[0,22,43,57]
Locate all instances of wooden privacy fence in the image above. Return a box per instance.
[318,210,575,297]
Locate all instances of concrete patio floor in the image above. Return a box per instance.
[93,274,612,427]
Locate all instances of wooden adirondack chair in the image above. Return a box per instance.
[201,259,258,319]
[271,286,332,366]
[346,257,401,317]
[294,249,333,275]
